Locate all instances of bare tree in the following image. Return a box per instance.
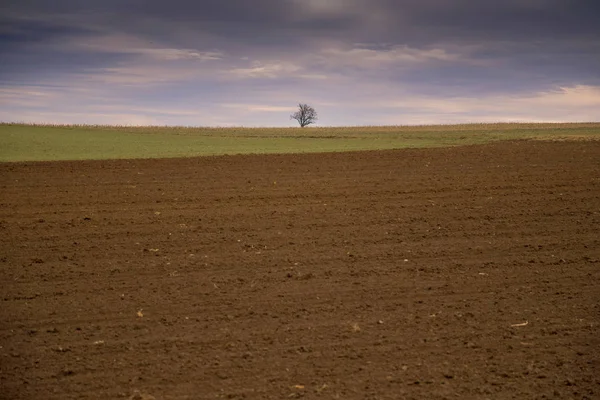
[290,103,318,127]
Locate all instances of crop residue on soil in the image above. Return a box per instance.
[1,141,599,399]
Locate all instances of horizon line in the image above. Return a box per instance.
[3,121,600,129]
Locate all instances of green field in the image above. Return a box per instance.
[1,122,599,162]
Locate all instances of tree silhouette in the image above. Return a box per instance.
[290,103,318,127]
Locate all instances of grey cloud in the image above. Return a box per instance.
[4,1,599,51]
[1,0,599,125]
[377,0,600,42]
[0,14,99,55]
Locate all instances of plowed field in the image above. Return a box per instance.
[1,141,599,399]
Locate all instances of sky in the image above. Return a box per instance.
[1,0,599,127]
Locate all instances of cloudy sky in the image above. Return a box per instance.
[1,0,599,126]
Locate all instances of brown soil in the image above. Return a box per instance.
[1,141,599,400]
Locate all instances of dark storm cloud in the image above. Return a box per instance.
[375,0,600,43]
[3,0,599,50]
[0,14,125,83]
[0,18,92,44]
[0,14,99,56]
[2,0,296,44]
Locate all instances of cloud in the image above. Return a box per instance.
[226,60,329,80]
[370,84,600,123]
[1,0,599,126]
[135,48,222,61]
[291,0,357,15]
[61,33,224,61]
[222,43,470,82]
[0,87,57,105]
[220,104,297,112]
[227,61,302,79]
[80,65,201,86]
[0,109,163,126]
[317,45,464,69]
[525,85,600,107]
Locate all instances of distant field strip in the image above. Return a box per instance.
[1,123,599,162]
